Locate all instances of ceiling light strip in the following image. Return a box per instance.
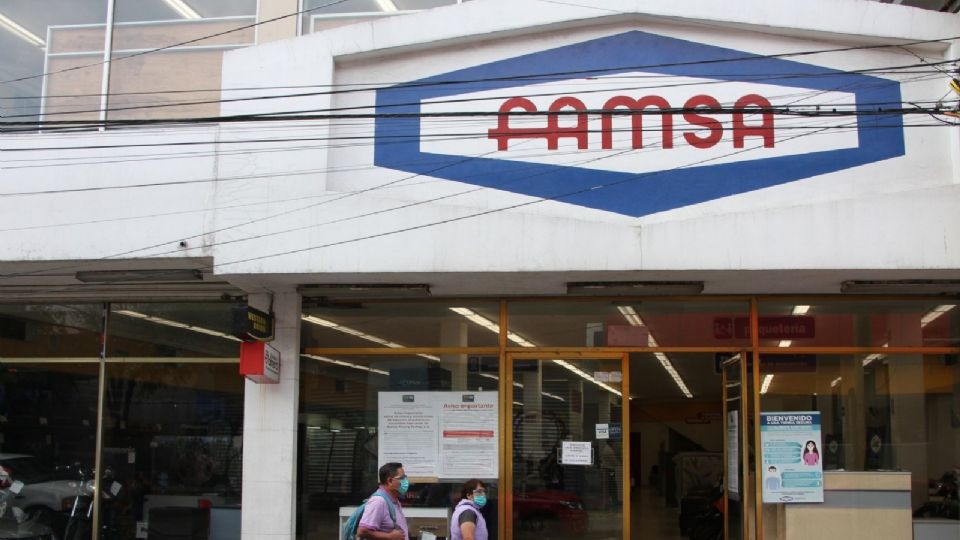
[302,354,389,375]
[375,0,399,12]
[449,307,535,347]
[921,304,956,327]
[302,315,439,362]
[0,12,45,46]
[760,374,774,394]
[617,306,693,398]
[163,0,201,19]
[114,310,240,342]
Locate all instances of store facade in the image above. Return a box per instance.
[1,1,960,539]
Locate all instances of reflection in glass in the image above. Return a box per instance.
[300,0,459,34]
[107,302,241,358]
[301,302,500,349]
[0,362,100,538]
[297,354,499,540]
[108,0,257,121]
[761,353,960,526]
[0,1,108,126]
[507,300,750,348]
[0,304,103,358]
[757,299,960,348]
[512,358,622,540]
[100,362,244,539]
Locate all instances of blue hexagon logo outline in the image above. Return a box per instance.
[373,31,905,217]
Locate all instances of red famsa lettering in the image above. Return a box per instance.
[488,94,774,150]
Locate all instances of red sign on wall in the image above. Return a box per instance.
[240,341,281,384]
[713,316,815,340]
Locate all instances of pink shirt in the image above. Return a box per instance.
[803,452,819,465]
[359,490,409,540]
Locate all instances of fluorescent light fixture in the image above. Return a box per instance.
[301,315,439,362]
[778,340,792,348]
[513,401,524,406]
[163,0,201,19]
[862,353,886,366]
[792,305,811,315]
[568,281,704,296]
[302,354,389,375]
[541,391,566,402]
[553,359,622,397]
[921,304,955,327]
[376,0,399,11]
[616,307,693,398]
[654,352,693,398]
[449,307,535,347]
[841,280,960,294]
[301,284,430,299]
[76,269,202,283]
[830,376,842,388]
[616,305,643,326]
[760,374,774,394]
[0,12,45,47]
[479,372,523,388]
[114,310,240,342]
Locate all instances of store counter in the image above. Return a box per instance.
[765,471,913,540]
[339,506,449,540]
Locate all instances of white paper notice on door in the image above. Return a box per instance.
[561,441,593,465]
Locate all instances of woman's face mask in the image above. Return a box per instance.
[473,488,487,508]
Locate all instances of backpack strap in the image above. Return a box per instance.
[372,492,397,524]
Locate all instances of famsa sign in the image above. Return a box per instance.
[373,31,905,217]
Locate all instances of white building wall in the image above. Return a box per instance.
[0,0,957,290]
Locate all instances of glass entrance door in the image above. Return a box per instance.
[506,353,627,540]
[722,353,748,540]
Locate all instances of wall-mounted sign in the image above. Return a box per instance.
[239,341,281,384]
[232,306,274,341]
[714,316,815,340]
[374,31,903,218]
[761,411,823,503]
[596,424,609,439]
[379,391,498,479]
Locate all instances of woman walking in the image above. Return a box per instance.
[450,479,489,540]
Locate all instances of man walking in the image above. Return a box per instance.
[358,463,410,540]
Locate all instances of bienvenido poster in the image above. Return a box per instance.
[761,411,824,503]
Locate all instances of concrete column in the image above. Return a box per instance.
[256,0,300,44]
[242,291,301,540]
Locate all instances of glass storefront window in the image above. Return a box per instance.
[100,362,244,540]
[512,357,622,540]
[107,302,242,358]
[108,0,257,121]
[759,353,960,524]
[302,301,500,349]
[300,0,460,34]
[297,354,499,540]
[507,300,750,348]
[0,1,108,126]
[0,363,100,538]
[757,299,960,348]
[103,302,243,539]
[0,304,98,537]
[0,303,103,358]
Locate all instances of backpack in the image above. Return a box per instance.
[341,492,397,540]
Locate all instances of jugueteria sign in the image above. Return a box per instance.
[374,31,905,217]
